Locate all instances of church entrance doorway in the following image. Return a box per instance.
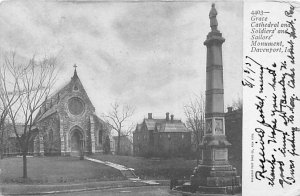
[70,129,83,156]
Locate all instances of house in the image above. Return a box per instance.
[224,107,242,160]
[133,113,191,157]
[224,107,242,175]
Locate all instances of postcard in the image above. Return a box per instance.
[0,0,299,196]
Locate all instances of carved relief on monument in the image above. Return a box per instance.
[214,118,224,135]
[205,119,213,134]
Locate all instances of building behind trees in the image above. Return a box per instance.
[133,113,191,158]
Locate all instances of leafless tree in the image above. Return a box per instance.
[0,51,58,179]
[231,96,243,110]
[184,93,205,165]
[0,105,8,159]
[103,101,135,155]
[0,52,24,159]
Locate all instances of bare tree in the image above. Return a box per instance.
[184,93,205,165]
[0,51,57,179]
[0,52,24,159]
[231,96,243,110]
[0,105,9,159]
[103,102,135,155]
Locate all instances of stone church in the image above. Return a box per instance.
[33,67,110,156]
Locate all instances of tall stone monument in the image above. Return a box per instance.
[190,4,241,194]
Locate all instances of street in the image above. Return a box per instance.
[52,186,177,196]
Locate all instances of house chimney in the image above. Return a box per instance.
[166,112,170,121]
[148,113,152,119]
[227,107,233,113]
[171,114,174,122]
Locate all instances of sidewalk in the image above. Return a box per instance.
[0,180,170,195]
[85,156,160,185]
[0,156,170,195]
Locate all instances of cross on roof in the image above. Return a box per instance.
[72,64,78,78]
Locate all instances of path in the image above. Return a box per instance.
[52,185,172,196]
[85,156,160,185]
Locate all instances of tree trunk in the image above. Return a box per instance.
[22,140,28,179]
[196,131,200,165]
[22,152,27,179]
[117,132,121,155]
[0,122,4,159]
[0,128,3,159]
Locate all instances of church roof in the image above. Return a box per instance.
[34,67,95,122]
[92,113,111,131]
[37,105,57,121]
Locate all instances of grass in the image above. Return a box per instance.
[0,156,125,184]
[90,154,198,180]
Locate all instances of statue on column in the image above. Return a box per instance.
[209,3,218,32]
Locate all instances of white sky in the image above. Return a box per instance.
[0,0,243,125]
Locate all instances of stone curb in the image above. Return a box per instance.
[4,183,168,195]
[169,189,242,196]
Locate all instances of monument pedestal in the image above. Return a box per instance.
[191,164,241,194]
[189,3,241,194]
[190,136,241,194]
[170,4,242,194]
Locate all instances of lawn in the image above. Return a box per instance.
[0,156,125,184]
[90,154,198,180]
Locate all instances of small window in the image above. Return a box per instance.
[182,134,185,139]
[168,134,171,139]
[74,85,79,91]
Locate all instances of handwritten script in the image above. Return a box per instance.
[243,4,299,188]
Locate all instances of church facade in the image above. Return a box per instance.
[33,68,110,156]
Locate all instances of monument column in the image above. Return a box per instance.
[202,3,231,165]
[190,4,241,194]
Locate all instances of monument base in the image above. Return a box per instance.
[190,164,241,194]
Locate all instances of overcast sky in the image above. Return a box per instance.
[0,0,243,125]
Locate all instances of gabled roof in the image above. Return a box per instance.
[36,105,58,122]
[135,124,142,132]
[141,116,190,133]
[156,122,188,133]
[92,113,111,131]
[34,69,94,122]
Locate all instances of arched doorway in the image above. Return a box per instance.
[70,128,84,156]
